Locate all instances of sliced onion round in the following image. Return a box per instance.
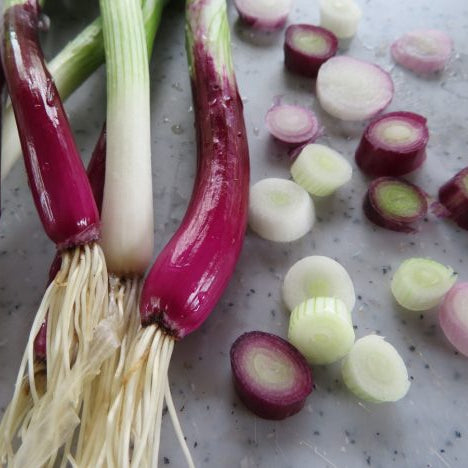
[438,167,468,230]
[391,29,453,74]
[234,0,293,31]
[316,56,394,121]
[248,178,315,242]
[230,331,313,420]
[284,24,338,78]
[355,111,429,177]
[439,283,468,357]
[319,0,362,40]
[363,177,428,233]
[265,104,321,145]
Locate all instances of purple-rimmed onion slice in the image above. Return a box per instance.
[230,331,313,420]
[439,283,468,357]
[234,0,292,30]
[355,111,429,177]
[438,167,468,230]
[316,56,394,121]
[284,24,338,78]
[265,104,321,145]
[363,177,428,233]
[391,29,453,74]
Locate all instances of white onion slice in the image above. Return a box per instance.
[282,255,356,313]
[319,0,362,39]
[391,29,453,74]
[316,56,394,121]
[265,104,321,145]
[248,178,315,242]
[234,0,293,30]
[439,283,468,357]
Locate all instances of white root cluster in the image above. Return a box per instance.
[0,243,111,466]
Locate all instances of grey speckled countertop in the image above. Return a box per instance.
[1,0,468,467]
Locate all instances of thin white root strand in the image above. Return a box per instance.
[0,243,110,466]
[165,381,196,468]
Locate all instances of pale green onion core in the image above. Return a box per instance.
[374,121,418,146]
[375,183,422,217]
[294,31,328,55]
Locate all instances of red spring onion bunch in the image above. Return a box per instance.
[0,1,114,464]
[355,111,429,177]
[101,0,250,465]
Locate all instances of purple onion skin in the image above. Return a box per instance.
[230,331,313,420]
[140,46,250,339]
[355,112,428,177]
[363,177,428,233]
[1,1,99,250]
[284,25,338,78]
[439,167,468,230]
[235,7,288,31]
[33,124,107,359]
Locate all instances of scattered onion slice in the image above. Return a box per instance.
[438,167,468,230]
[230,331,313,420]
[391,257,457,312]
[439,283,468,357]
[284,24,338,78]
[363,177,428,233]
[355,111,429,177]
[342,335,410,403]
[391,29,453,74]
[265,104,321,145]
[291,143,352,196]
[288,297,355,365]
[319,0,362,40]
[248,178,315,242]
[316,56,394,121]
[234,0,293,31]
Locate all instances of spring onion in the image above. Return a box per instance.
[391,257,457,311]
[101,0,250,465]
[342,335,411,402]
[355,111,429,177]
[316,56,394,121]
[291,143,352,196]
[265,103,321,145]
[363,177,428,233]
[319,0,362,40]
[391,29,453,74]
[438,167,468,230]
[233,0,292,30]
[230,331,313,420]
[0,0,110,462]
[439,283,468,357]
[288,297,355,365]
[282,256,356,313]
[249,178,315,242]
[284,24,338,78]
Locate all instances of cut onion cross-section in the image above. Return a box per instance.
[319,0,362,40]
[284,24,338,78]
[265,104,321,145]
[363,177,428,233]
[316,56,394,121]
[248,178,315,242]
[291,143,352,196]
[391,257,457,312]
[391,29,453,74]
[439,283,468,357]
[355,111,429,177]
[230,331,313,420]
[234,0,293,31]
[438,167,468,230]
[342,335,410,403]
